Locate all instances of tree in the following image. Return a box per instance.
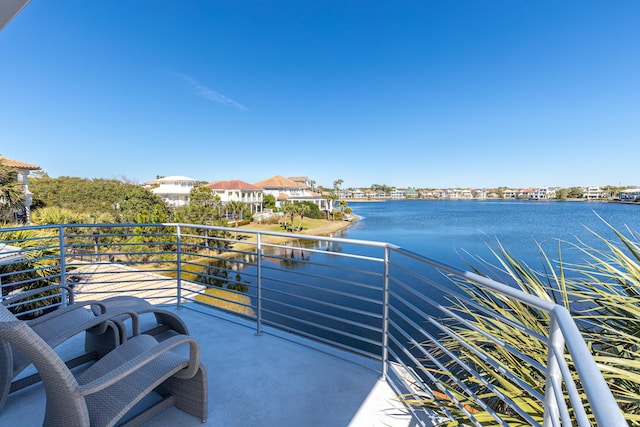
[325,193,339,220]
[0,156,25,223]
[177,187,225,253]
[555,188,568,200]
[333,179,343,193]
[263,194,276,210]
[183,187,223,225]
[567,187,584,199]
[29,175,169,223]
[225,200,248,228]
[294,203,311,232]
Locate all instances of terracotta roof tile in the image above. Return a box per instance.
[1,157,41,170]
[254,175,299,189]
[204,180,261,190]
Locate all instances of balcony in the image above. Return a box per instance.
[0,223,626,426]
[1,304,414,426]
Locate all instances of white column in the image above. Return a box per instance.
[19,169,32,224]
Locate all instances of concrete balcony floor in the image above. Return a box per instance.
[1,303,415,426]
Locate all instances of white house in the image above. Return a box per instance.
[584,186,605,200]
[254,175,332,212]
[503,189,518,199]
[460,189,473,199]
[530,187,556,200]
[445,189,459,199]
[204,180,263,213]
[619,188,640,202]
[151,176,197,207]
[390,189,405,199]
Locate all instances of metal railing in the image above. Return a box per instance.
[0,223,627,426]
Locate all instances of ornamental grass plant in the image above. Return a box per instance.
[404,220,640,426]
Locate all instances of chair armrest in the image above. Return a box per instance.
[35,308,141,349]
[25,301,107,329]
[2,284,76,308]
[76,335,200,395]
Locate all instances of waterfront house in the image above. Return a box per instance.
[203,180,264,213]
[445,188,459,199]
[619,188,640,202]
[150,176,197,207]
[518,188,534,199]
[338,189,353,199]
[352,189,365,199]
[254,175,332,213]
[530,187,556,200]
[432,189,446,199]
[404,189,419,199]
[460,189,473,199]
[390,189,405,199]
[472,189,488,199]
[584,186,606,200]
[502,189,518,199]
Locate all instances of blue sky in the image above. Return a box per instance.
[1,1,638,189]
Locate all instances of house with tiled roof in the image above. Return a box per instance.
[254,175,332,213]
[288,176,315,191]
[1,156,41,223]
[204,180,263,213]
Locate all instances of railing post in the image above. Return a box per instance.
[256,233,263,336]
[381,245,390,381]
[544,315,563,427]
[58,226,67,306]
[176,225,182,309]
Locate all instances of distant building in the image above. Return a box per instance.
[404,189,419,199]
[460,189,473,199]
[151,176,197,207]
[584,186,605,200]
[619,188,640,202]
[530,187,556,200]
[445,189,459,199]
[503,189,518,199]
[390,189,405,199]
[351,189,365,199]
[473,189,488,199]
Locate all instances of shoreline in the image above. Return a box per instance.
[211,216,358,256]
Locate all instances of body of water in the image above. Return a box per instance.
[341,199,639,268]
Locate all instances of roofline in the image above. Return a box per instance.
[0,0,31,32]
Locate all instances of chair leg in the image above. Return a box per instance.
[159,365,208,422]
[84,322,121,357]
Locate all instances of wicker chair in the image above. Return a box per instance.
[0,303,208,426]
[0,285,123,411]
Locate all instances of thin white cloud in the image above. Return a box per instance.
[178,73,248,111]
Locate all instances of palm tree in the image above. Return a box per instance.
[295,203,310,232]
[225,200,248,240]
[326,193,339,220]
[280,200,293,231]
